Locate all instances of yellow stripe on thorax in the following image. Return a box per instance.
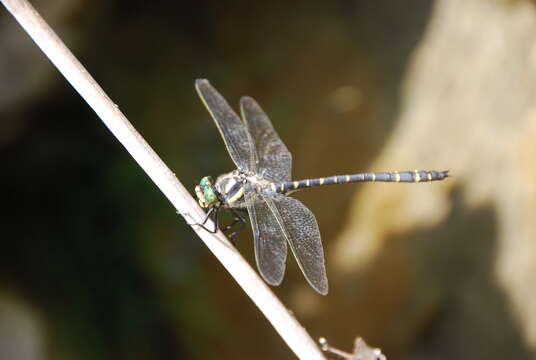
[227,186,245,204]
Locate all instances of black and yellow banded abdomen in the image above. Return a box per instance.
[271,170,449,194]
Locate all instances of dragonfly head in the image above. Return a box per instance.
[195,176,220,208]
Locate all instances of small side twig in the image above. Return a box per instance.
[0,0,325,359]
[319,337,386,360]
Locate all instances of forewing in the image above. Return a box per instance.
[245,184,287,286]
[267,193,328,295]
[240,96,292,182]
[196,79,254,173]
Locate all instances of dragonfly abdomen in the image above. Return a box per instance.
[271,170,449,193]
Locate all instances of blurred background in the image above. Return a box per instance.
[1,0,536,359]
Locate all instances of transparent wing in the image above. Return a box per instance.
[196,79,254,173]
[240,96,292,182]
[264,192,328,295]
[244,183,287,285]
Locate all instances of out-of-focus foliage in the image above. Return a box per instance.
[1,0,536,359]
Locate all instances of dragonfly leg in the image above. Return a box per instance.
[222,208,248,240]
[190,207,219,233]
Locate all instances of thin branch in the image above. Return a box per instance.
[0,0,326,359]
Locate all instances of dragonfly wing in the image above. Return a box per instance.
[265,192,328,295]
[245,184,288,285]
[196,79,255,173]
[240,96,292,182]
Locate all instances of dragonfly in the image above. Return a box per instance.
[193,79,448,295]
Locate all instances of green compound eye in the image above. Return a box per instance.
[199,176,213,187]
[199,176,218,206]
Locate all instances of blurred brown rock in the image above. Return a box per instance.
[330,0,536,358]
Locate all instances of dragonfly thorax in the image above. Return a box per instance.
[201,170,270,209]
[214,170,250,208]
[196,171,268,209]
